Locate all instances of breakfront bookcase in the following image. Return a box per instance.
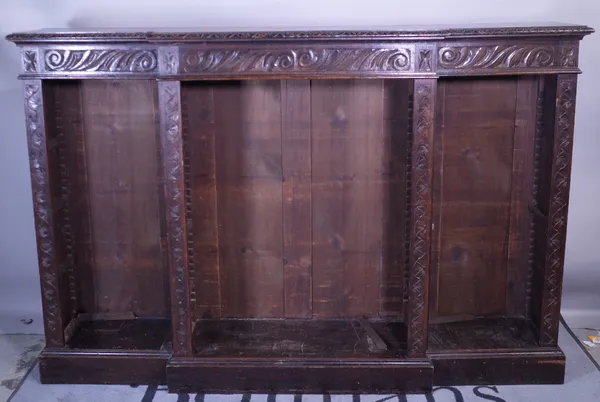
[6,23,593,394]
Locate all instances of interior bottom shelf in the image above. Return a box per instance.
[66,318,171,350]
[192,318,407,358]
[429,317,539,351]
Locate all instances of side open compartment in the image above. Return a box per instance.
[427,75,569,385]
[34,80,171,384]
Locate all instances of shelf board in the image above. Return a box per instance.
[429,317,538,351]
[66,318,171,351]
[192,318,406,359]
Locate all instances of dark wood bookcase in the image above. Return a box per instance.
[6,23,593,393]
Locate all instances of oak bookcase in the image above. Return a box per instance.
[6,23,593,393]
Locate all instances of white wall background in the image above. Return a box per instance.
[1,0,598,334]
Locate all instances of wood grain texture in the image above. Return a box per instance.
[213,81,284,318]
[433,78,517,318]
[311,79,385,318]
[158,80,192,356]
[81,80,166,317]
[407,79,435,357]
[168,358,433,394]
[192,318,406,358]
[181,83,221,319]
[39,349,170,385]
[380,80,411,317]
[281,80,313,318]
[506,77,538,316]
[41,82,77,327]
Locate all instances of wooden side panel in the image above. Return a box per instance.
[80,80,166,317]
[41,82,77,329]
[281,81,313,318]
[433,78,517,318]
[214,81,284,318]
[380,80,411,318]
[311,80,385,318]
[181,83,221,319]
[505,77,538,317]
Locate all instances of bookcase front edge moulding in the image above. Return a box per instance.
[6,23,594,393]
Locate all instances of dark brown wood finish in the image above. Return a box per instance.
[281,80,313,318]
[158,80,192,356]
[6,23,593,393]
[536,74,578,346]
[407,78,436,357]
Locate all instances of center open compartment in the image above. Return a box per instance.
[180,79,413,361]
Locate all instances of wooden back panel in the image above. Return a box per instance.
[183,79,410,319]
[45,80,169,318]
[430,77,538,319]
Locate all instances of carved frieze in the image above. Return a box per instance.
[438,45,555,70]
[181,48,412,74]
[44,49,158,73]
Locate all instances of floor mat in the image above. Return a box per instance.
[9,323,600,402]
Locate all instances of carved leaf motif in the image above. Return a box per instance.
[45,49,158,72]
[409,83,433,356]
[542,77,576,345]
[418,50,432,72]
[183,48,411,73]
[560,46,577,67]
[25,83,62,346]
[23,50,37,72]
[159,83,191,356]
[439,45,555,69]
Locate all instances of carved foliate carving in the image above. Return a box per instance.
[25,82,63,346]
[541,75,577,346]
[44,49,158,72]
[182,48,411,74]
[439,45,555,69]
[159,82,191,356]
[560,45,577,68]
[418,49,432,72]
[23,50,38,72]
[408,81,434,356]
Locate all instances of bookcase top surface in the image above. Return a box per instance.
[6,22,594,43]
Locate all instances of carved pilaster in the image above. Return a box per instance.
[539,74,577,346]
[407,79,436,357]
[158,81,192,356]
[24,80,65,347]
